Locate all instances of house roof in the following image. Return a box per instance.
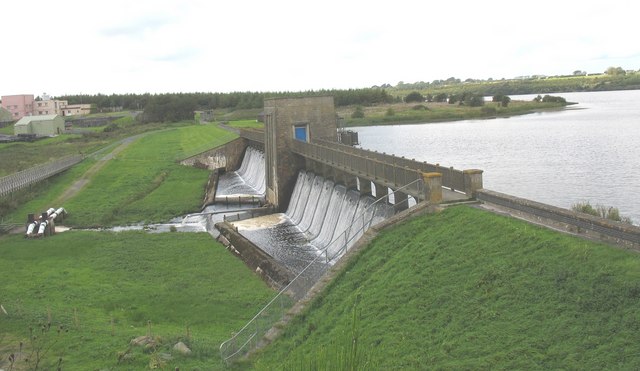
[15,114,61,126]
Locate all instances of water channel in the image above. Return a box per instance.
[353,90,640,223]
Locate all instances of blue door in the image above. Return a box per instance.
[294,126,307,142]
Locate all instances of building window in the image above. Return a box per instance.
[293,123,309,142]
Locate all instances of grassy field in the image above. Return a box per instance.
[0,119,276,369]
[337,100,569,127]
[0,231,274,370]
[252,206,640,369]
[226,120,263,129]
[4,124,237,227]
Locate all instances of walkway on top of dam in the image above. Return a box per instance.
[240,128,478,203]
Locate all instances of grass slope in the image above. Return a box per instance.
[253,206,640,369]
[0,231,273,370]
[4,124,237,227]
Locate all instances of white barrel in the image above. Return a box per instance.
[37,221,48,235]
[26,222,37,235]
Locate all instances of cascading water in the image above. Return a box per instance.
[216,147,266,197]
[232,170,396,279]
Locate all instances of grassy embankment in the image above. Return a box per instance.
[338,100,569,127]
[1,122,274,370]
[252,206,640,369]
[3,123,236,227]
[0,231,274,370]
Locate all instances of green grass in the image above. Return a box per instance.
[0,158,96,221]
[0,125,13,135]
[226,120,264,129]
[0,230,274,370]
[3,124,237,227]
[0,135,92,177]
[252,206,640,369]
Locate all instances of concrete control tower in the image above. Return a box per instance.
[263,96,337,211]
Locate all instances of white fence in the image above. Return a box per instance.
[0,155,83,198]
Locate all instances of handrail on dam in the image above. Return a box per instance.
[219,181,420,364]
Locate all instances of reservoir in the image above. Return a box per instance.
[353,90,640,223]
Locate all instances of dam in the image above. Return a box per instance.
[208,96,483,363]
[209,96,640,363]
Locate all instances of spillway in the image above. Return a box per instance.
[233,170,395,284]
[216,147,266,197]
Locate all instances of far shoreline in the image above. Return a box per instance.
[339,100,576,128]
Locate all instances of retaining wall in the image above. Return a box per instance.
[477,189,640,249]
[216,221,295,289]
[181,137,265,171]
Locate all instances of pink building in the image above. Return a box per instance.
[1,94,35,120]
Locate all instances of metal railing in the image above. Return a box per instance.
[219,179,422,364]
[0,155,83,198]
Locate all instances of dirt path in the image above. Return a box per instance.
[53,135,142,205]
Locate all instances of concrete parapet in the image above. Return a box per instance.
[463,169,483,197]
[477,189,640,249]
[422,172,443,204]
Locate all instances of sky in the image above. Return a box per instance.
[2,0,639,97]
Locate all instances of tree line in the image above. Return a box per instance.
[58,89,394,123]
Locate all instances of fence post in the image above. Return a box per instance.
[463,169,484,197]
[422,172,443,204]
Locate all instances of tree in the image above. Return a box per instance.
[404,91,424,103]
[492,94,511,107]
[605,66,626,76]
[433,93,448,103]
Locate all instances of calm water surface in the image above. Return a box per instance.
[354,90,640,223]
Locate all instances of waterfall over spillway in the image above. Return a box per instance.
[216,147,266,197]
[234,170,395,278]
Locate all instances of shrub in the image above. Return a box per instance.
[404,91,424,103]
[103,123,119,132]
[385,108,395,116]
[492,94,511,107]
[571,201,633,224]
[412,105,428,111]
[351,106,365,119]
[541,95,567,104]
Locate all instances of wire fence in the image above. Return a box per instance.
[0,155,83,198]
[219,179,423,364]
